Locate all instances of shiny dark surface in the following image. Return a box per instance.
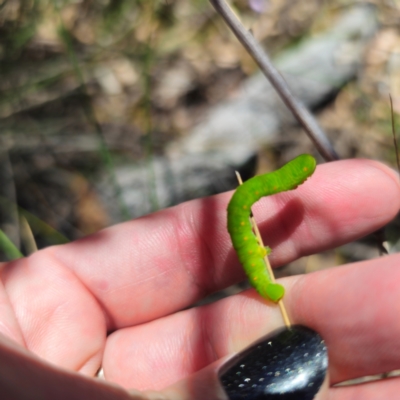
[219,325,328,400]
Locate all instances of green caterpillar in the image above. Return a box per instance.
[227,154,317,303]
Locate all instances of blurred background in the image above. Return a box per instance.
[0,0,399,272]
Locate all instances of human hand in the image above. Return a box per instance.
[0,158,399,400]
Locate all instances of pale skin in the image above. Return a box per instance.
[1,159,400,400]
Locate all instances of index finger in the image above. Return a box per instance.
[47,158,400,328]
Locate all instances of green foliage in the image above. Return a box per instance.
[0,229,23,260]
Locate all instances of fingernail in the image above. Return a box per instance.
[219,325,328,400]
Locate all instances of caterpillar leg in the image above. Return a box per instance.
[257,246,271,258]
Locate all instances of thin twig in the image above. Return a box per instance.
[390,94,400,176]
[209,0,339,162]
[235,171,291,328]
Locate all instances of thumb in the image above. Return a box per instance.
[151,325,329,400]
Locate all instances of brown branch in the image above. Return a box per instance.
[209,0,339,162]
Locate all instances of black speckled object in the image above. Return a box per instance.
[219,325,328,400]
